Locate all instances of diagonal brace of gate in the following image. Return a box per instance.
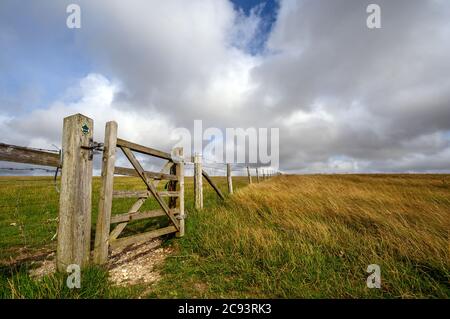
[120,146,180,231]
[109,160,174,241]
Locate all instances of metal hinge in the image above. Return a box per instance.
[81,138,104,160]
[175,210,187,220]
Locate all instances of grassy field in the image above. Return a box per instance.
[0,174,449,298]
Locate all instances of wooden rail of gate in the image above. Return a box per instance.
[93,121,185,264]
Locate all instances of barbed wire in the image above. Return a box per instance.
[0,202,59,210]
[0,166,61,193]
[0,167,57,173]
[0,165,277,177]
[27,144,59,153]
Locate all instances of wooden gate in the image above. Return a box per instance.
[93,121,184,264]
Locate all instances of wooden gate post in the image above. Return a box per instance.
[247,166,252,184]
[174,147,185,237]
[227,163,233,194]
[93,121,118,265]
[194,153,203,210]
[256,167,260,183]
[57,113,94,271]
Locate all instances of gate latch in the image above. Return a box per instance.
[81,138,104,160]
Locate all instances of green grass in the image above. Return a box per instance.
[0,174,247,298]
[0,175,245,261]
[0,174,449,298]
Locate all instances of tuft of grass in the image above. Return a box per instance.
[151,174,450,298]
[0,265,109,299]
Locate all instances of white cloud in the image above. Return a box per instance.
[0,73,175,154]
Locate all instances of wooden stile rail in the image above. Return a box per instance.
[114,166,177,181]
[112,190,179,198]
[0,143,60,168]
[116,138,172,160]
[110,226,177,250]
[110,209,173,224]
[202,169,225,200]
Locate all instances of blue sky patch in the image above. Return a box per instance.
[231,0,279,55]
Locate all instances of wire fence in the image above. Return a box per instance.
[0,146,279,264]
[0,169,60,264]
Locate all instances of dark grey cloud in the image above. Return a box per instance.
[250,0,450,172]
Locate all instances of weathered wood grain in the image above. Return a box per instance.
[110,209,176,223]
[116,138,172,161]
[174,147,185,237]
[114,166,177,181]
[194,154,203,209]
[56,113,93,271]
[112,190,179,198]
[0,143,60,167]
[120,146,180,231]
[93,121,117,265]
[227,163,233,194]
[109,197,146,241]
[109,161,174,242]
[109,226,177,250]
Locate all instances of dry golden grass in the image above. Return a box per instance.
[232,175,449,268]
[153,174,449,298]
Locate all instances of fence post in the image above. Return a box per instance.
[93,121,118,265]
[175,147,185,237]
[57,113,94,271]
[194,153,203,210]
[227,163,233,194]
[256,167,260,183]
[247,166,252,184]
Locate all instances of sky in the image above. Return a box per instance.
[0,0,450,174]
